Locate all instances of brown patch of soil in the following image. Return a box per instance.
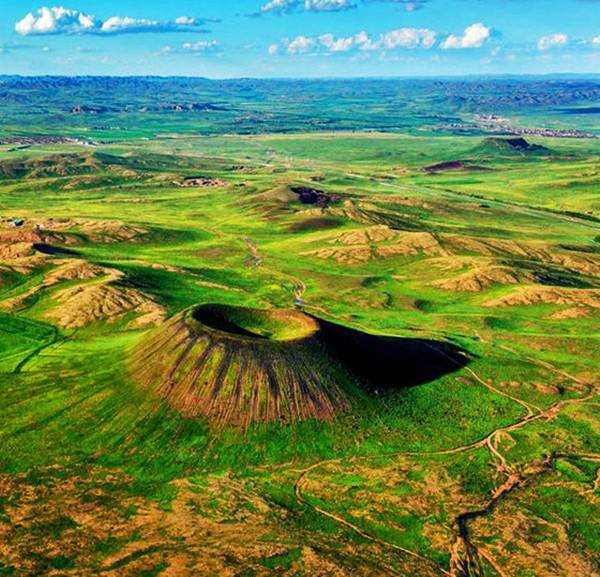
[304,227,446,263]
[467,485,598,577]
[434,265,525,292]
[43,260,105,286]
[335,226,398,245]
[550,252,600,277]
[0,466,396,577]
[443,235,550,260]
[1,259,111,312]
[0,226,58,273]
[177,176,227,188]
[375,232,446,258]
[19,218,148,244]
[304,245,374,264]
[75,220,148,243]
[484,286,600,308]
[0,241,40,262]
[549,306,593,320]
[44,279,165,329]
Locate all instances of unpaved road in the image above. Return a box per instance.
[293,345,598,577]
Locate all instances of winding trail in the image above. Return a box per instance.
[294,460,452,576]
[171,208,596,575]
[216,233,597,574]
[239,233,309,308]
[292,340,598,576]
[12,326,61,375]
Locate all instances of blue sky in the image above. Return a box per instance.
[0,1,598,77]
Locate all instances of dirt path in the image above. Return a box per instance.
[441,342,597,576]
[243,236,263,267]
[242,235,308,306]
[294,460,452,576]
[12,326,61,374]
[292,345,597,577]
[449,450,600,577]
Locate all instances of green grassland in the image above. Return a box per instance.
[0,130,598,576]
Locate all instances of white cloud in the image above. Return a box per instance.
[261,0,292,11]
[281,28,437,55]
[378,28,437,49]
[319,33,354,52]
[181,40,218,52]
[162,40,219,55]
[15,6,205,36]
[15,7,95,35]
[261,0,355,13]
[175,16,198,25]
[259,0,429,14]
[287,35,316,53]
[305,0,354,9]
[538,33,568,50]
[591,35,600,45]
[318,31,373,52]
[440,23,491,49]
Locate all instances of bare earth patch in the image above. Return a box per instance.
[484,286,600,308]
[434,264,525,292]
[303,226,446,263]
[0,467,392,577]
[45,280,165,329]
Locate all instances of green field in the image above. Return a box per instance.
[0,126,598,576]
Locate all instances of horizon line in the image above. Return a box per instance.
[1,72,600,81]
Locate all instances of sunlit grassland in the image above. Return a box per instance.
[0,130,598,574]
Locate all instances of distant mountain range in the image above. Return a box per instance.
[1,76,598,140]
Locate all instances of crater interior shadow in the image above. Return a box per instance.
[33,243,80,256]
[192,306,266,339]
[316,318,472,392]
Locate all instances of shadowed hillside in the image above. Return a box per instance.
[476,137,551,156]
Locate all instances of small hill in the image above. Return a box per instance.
[45,280,165,329]
[0,151,210,180]
[433,264,524,292]
[422,161,491,174]
[303,227,446,264]
[0,152,128,180]
[477,137,550,156]
[0,224,72,273]
[423,160,466,173]
[246,184,342,218]
[131,305,351,428]
[130,304,469,428]
[484,286,600,308]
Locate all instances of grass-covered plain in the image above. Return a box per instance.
[0,130,598,576]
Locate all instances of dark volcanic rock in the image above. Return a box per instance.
[483,137,549,153]
[424,161,466,173]
[290,186,340,207]
[423,160,491,173]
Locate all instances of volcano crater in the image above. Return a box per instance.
[131,304,470,427]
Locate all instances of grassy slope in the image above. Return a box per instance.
[0,133,598,575]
